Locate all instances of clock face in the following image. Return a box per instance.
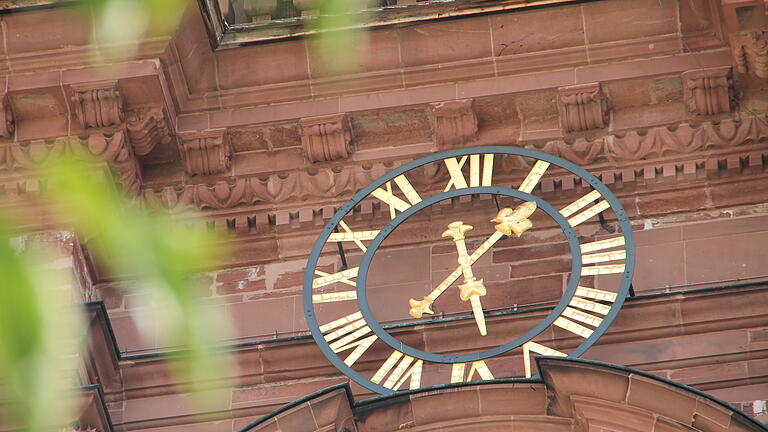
[303,146,634,395]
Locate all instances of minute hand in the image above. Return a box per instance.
[408,230,504,318]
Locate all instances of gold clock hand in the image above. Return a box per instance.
[469,294,487,336]
[407,230,505,319]
[408,199,535,320]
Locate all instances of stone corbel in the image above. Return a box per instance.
[125,107,172,156]
[682,67,734,116]
[557,83,608,133]
[429,99,478,150]
[178,129,232,176]
[731,30,768,78]
[71,81,124,129]
[0,92,15,139]
[299,113,353,163]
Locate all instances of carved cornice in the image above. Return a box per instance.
[528,114,768,166]
[71,82,124,129]
[732,30,768,78]
[557,83,608,133]
[298,113,353,163]
[429,99,478,149]
[139,115,768,221]
[125,107,172,156]
[682,67,733,116]
[0,131,141,194]
[142,162,387,211]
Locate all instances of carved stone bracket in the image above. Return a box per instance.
[298,113,353,163]
[732,30,768,78]
[125,107,172,156]
[528,114,768,165]
[0,92,15,139]
[557,83,608,133]
[682,67,734,116]
[71,81,124,129]
[142,115,768,215]
[429,99,478,150]
[178,129,232,176]
[0,131,141,195]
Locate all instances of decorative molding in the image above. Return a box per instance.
[429,99,478,149]
[557,83,608,133]
[732,30,768,78]
[298,113,352,163]
[0,93,15,139]
[528,115,768,165]
[681,67,733,116]
[142,161,387,212]
[141,115,768,217]
[0,131,141,194]
[178,129,232,176]
[125,107,172,156]
[71,82,124,129]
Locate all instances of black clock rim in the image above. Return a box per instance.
[356,186,582,363]
[302,145,635,396]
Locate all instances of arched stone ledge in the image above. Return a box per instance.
[238,357,767,432]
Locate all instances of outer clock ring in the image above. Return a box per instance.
[356,186,583,363]
[303,145,635,396]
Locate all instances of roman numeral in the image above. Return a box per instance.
[444,154,494,191]
[312,270,357,303]
[560,190,611,227]
[523,341,566,378]
[328,220,380,252]
[579,236,626,275]
[312,290,357,303]
[574,285,617,303]
[312,267,359,289]
[518,160,551,194]
[371,351,423,390]
[319,311,378,366]
[371,175,422,219]
[450,360,494,383]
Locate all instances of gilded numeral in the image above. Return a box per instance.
[568,286,617,316]
[523,341,566,378]
[553,316,594,338]
[562,306,604,328]
[560,190,611,227]
[581,264,625,276]
[320,311,377,366]
[328,220,380,252]
[575,286,617,302]
[312,290,357,303]
[371,351,423,390]
[518,160,551,194]
[444,154,494,191]
[450,360,494,383]
[371,175,422,219]
[580,236,625,253]
[313,267,359,289]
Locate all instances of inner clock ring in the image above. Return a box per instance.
[356,186,582,364]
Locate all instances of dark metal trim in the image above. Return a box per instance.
[303,145,635,396]
[357,185,582,363]
[236,382,353,432]
[535,356,768,432]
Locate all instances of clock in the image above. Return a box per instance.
[303,146,634,395]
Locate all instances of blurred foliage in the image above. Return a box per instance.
[308,0,368,76]
[0,219,83,431]
[0,156,232,431]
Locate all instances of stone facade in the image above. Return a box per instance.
[1,0,768,431]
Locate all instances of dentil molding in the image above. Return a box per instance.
[140,115,768,213]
